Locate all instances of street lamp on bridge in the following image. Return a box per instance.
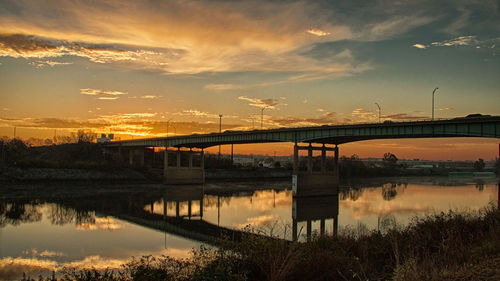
[375,102,381,123]
[432,87,439,120]
[261,107,267,129]
[166,119,172,137]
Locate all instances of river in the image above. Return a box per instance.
[0,176,498,280]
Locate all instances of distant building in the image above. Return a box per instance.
[97,133,114,143]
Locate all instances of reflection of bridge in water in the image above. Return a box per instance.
[106,186,340,243]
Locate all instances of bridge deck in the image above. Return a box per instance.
[105,117,500,148]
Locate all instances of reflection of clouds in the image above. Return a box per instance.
[77,217,122,231]
[341,185,496,219]
[204,190,291,211]
[0,257,57,280]
[0,247,196,280]
[63,255,124,270]
[0,256,127,280]
[22,248,66,258]
[233,215,276,229]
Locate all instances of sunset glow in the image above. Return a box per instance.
[1,0,499,160]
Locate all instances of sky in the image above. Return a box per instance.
[0,0,499,160]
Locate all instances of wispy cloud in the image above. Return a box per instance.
[0,34,162,65]
[174,109,219,119]
[96,97,119,100]
[412,44,427,49]
[439,107,455,111]
[238,96,282,109]
[416,36,500,50]
[384,113,428,121]
[29,60,73,68]
[268,111,337,127]
[204,84,247,91]
[140,95,161,99]
[431,35,478,47]
[307,28,330,37]
[80,88,127,100]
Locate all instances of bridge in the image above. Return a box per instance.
[104,116,500,192]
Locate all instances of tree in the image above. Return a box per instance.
[382,152,398,168]
[70,130,97,143]
[473,158,485,171]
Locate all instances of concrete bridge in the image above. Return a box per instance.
[104,116,500,194]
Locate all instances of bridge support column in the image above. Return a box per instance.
[163,148,205,184]
[292,143,339,197]
[128,147,145,167]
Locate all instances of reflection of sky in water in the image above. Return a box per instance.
[0,204,201,279]
[1,178,498,279]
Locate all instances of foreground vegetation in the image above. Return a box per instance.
[20,206,500,281]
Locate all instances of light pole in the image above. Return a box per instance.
[260,107,267,129]
[166,119,171,137]
[218,114,222,157]
[375,102,381,123]
[432,87,438,120]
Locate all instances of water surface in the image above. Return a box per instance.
[1,177,498,279]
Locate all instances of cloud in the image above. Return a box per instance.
[384,113,428,121]
[439,107,455,111]
[174,110,219,119]
[431,35,477,47]
[351,108,377,122]
[268,111,337,127]
[80,88,127,96]
[140,95,161,99]
[412,44,427,49]
[0,114,245,137]
[204,84,247,91]
[0,1,361,78]
[238,96,282,109]
[307,28,330,37]
[363,15,435,40]
[428,36,500,50]
[99,113,157,119]
[80,88,127,100]
[28,60,73,68]
[0,34,163,65]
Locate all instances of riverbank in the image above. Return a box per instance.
[0,167,148,182]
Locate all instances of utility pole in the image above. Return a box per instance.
[375,102,381,123]
[432,87,438,120]
[13,127,16,139]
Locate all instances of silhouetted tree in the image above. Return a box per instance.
[473,158,485,171]
[382,152,398,168]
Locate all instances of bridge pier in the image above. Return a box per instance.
[163,148,205,184]
[292,143,339,197]
[128,147,145,167]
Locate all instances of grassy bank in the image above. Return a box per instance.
[19,205,500,281]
